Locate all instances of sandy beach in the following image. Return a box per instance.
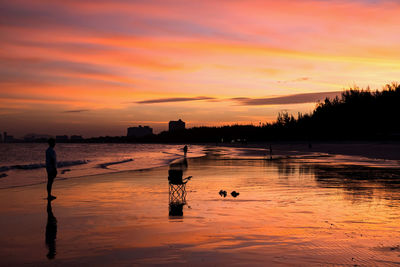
[1,146,400,266]
[218,141,400,161]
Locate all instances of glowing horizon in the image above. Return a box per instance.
[1,0,400,137]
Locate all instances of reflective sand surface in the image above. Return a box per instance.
[1,148,400,266]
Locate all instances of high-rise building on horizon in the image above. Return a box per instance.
[168,119,185,132]
[127,125,153,138]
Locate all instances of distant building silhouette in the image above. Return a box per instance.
[55,135,68,142]
[24,134,37,142]
[70,135,83,141]
[3,132,14,143]
[169,119,185,132]
[127,125,153,138]
[23,133,51,142]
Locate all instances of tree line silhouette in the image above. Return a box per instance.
[266,83,400,141]
[13,83,400,143]
[152,83,400,142]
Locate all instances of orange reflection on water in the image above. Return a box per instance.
[1,153,400,265]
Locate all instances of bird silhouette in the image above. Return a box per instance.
[231,191,240,197]
[219,190,227,197]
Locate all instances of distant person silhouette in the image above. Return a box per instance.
[45,200,57,259]
[46,138,57,200]
[183,145,188,157]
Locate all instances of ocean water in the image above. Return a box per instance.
[207,146,400,168]
[0,143,205,189]
[2,146,400,265]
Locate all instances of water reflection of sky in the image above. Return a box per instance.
[1,148,400,265]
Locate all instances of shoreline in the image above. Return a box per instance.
[0,153,206,191]
[0,144,206,190]
[212,141,400,161]
[2,141,400,191]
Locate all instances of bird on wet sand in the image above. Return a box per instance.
[231,191,240,198]
[219,190,227,197]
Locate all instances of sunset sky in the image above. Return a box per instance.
[1,0,400,137]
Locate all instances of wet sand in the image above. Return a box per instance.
[219,141,400,161]
[1,147,400,266]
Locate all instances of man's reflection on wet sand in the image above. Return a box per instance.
[45,200,57,259]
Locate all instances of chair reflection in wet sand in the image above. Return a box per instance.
[168,167,192,217]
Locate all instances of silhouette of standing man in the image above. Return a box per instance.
[183,145,188,157]
[46,138,57,200]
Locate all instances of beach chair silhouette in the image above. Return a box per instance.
[168,169,192,216]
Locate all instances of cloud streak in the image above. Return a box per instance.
[136,96,216,104]
[231,91,342,106]
[62,109,90,113]
[136,91,342,106]
[277,77,311,84]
